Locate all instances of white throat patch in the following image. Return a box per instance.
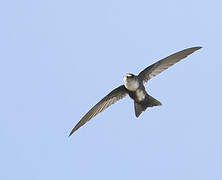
[123,75,139,91]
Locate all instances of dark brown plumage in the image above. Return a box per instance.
[69,46,202,136]
[69,86,128,136]
[138,47,202,83]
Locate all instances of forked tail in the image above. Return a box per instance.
[134,95,162,117]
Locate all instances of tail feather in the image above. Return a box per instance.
[134,95,162,117]
[134,102,147,117]
[148,95,162,107]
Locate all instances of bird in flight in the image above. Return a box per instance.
[69,46,202,136]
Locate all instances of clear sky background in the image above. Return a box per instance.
[1,0,222,179]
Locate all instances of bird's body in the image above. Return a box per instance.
[69,46,202,136]
[123,73,161,117]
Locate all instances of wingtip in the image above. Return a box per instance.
[193,46,202,50]
[68,129,75,137]
[69,121,82,137]
[187,46,202,54]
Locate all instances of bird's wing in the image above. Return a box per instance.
[138,47,202,83]
[69,85,128,136]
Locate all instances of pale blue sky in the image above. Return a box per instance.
[1,0,222,179]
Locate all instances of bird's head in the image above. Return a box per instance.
[124,73,134,78]
[123,73,135,82]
